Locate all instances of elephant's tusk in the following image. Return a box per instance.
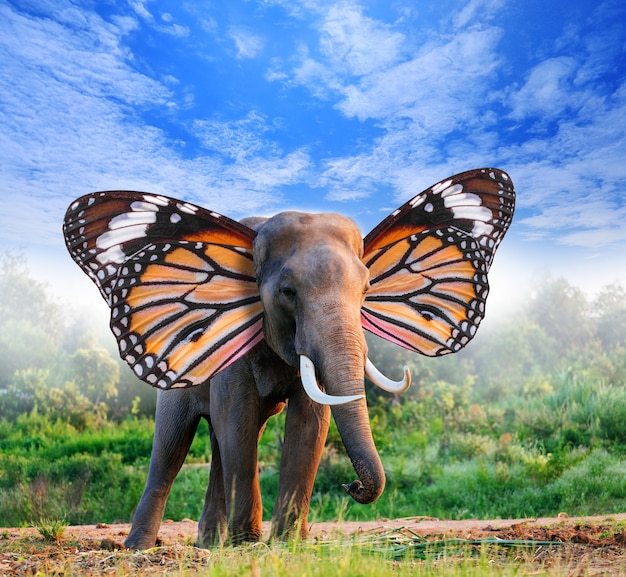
[299,355,365,406]
[365,359,411,393]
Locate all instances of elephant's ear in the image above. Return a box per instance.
[64,191,263,388]
[361,168,515,356]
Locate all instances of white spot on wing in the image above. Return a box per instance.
[431,179,452,195]
[109,211,157,230]
[142,195,169,206]
[130,201,160,212]
[443,192,482,208]
[440,184,463,198]
[449,205,492,225]
[473,221,495,237]
[178,203,198,214]
[96,223,153,251]
[96,246,126,265]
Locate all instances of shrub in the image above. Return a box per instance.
[550,449,626,514]
[31,517,68,542]
[595,386,626,444]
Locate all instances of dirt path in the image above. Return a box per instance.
[3,514,626,575]
[7,512,626,544]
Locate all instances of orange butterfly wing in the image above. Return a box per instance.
[63,191,263,388]
[362,168,515,356]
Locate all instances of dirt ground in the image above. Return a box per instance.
[2,514,626,575]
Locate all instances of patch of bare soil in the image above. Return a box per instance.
[2,514,626,576]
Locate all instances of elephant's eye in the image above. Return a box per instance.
[279,285,297,300]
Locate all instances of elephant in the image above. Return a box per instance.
[62,168,514,548]
[122,212,410,548]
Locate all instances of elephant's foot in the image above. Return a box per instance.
[124,526,159,550]
[270,513,308,542]
[196,523,262,548]
[229,528,263,546]
[196,526,227,548]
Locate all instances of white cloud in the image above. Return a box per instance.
[193,112,275,159]
[319,4,405,77]
[286,41,341,98]
[229,27,265,59]
[284,5,506,201]
[199,16,218,34]
[335,27,503,123]
[501,60,626,249]
[453,0,505,29]
[508,57,580,121]
[277,1,503,127]
[128,0,189,36]
[128,0,152,21]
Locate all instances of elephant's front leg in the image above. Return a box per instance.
[271,389,331,540]
[210,371,265,544]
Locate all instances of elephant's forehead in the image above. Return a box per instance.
[256,211,362,245]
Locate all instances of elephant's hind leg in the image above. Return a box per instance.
[196,427,227,547]
[124,389,203,549]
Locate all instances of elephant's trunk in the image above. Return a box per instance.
[309,341,385,505]
[332,395,386,503]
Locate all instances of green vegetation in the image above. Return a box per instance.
[2,252,626,529]
[31,516,68,542]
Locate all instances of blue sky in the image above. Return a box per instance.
[1,0,625,324]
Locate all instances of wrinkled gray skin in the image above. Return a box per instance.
[124,212,384,549]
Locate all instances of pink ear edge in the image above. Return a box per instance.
[361,310,417,352]
[208,321,265,379]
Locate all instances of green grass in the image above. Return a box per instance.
[30,516,68,542]
[4,409,626,527]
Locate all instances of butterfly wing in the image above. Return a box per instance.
[63,191,263,388]
[362,168,515,356]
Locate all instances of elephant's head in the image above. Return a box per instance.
[63,169,515,504]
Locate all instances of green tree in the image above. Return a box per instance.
[0,319,58,388]
[0,252,63,387]
[0,368,95,428]
[469,319,559,401]
[593,282,626,350]
[0,252,61,339]
[69,346,120,405]
[525,277,593,356]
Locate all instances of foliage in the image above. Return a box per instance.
[0,252,156,422]
[31,516,68,542]
[2,253,626,528]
